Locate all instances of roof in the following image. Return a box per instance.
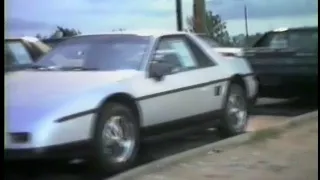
[272,26,318,32]
[5,36,40,43]
[42,37,70,41]
[74,30,191,38]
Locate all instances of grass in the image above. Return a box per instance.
[247,117,317,144]
[249,127,283,143]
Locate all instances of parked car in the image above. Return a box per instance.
[42,37,69,48]
[5,36,51,72]
[243,27,318,99]
[5,31,258,173]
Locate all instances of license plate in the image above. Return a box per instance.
[259,76,281,86]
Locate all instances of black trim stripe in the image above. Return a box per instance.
[242,72,255,77]
[55,73,254,123]
[137,73,255,101]
[55,109,97,123]
[136,77,230,101]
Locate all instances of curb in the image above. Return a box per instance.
[108,110,318,180]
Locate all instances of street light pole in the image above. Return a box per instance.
[175,0,183,31]
[244,4,249,43]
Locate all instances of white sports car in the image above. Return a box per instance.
[5,31,258,173]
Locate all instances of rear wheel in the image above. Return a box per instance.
[217,84,248,137]
[90,102,140,174]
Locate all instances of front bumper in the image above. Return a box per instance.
[4,140,90,161]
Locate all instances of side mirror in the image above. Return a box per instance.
[149,53,179,81]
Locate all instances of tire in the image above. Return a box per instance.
[90,102,140,174]
[217,83,249,138]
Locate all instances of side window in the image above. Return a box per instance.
[155,37,198,73]
[255,32,288,48]
[5,45,15,67]
[288,30,318,49]
[269,33,288,48]
[6,41,34,64]
[185,37,215,67]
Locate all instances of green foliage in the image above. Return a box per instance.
[249,128,282,143]
[35,33,46,39]
[232,33,263,47]
[36,26,81,40]
[186,11,232,46]
[246,33,263,46]
[186,11,268,47]
[50,26,81,38]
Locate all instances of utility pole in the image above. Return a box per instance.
[175,0,183,31]
[244,4,249,43]
[193,0,206,33]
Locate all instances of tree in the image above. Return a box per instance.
[49,26,81,38]
[35,26,82,39]
[246,33,263,47]
[186,11,232,46]
[231,33,263,47]
[35,33,47,40]
[231,34,245,47]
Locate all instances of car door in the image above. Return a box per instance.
[184,35,229,110]
[137,35,227,128]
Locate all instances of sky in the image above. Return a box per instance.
[5,0,318,37]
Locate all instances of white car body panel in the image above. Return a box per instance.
[129,66,230,127]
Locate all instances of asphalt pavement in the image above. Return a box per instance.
[5,98,317,180]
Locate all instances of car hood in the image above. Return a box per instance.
[5,70,139,131]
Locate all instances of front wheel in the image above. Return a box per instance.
[217,84,249,137]
[90,102,140,174]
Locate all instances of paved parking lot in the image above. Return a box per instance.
[134,118,318,180]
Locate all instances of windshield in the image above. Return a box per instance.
[36,35,151,70]
[5,40,33,67]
